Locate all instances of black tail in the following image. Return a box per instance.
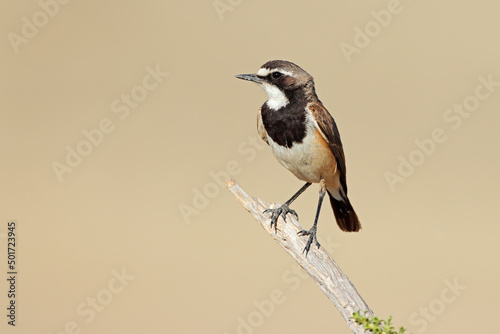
[328,192,361,232]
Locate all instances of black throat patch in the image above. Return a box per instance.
[261,97,308,148]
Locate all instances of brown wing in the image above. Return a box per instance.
[308,102,348,194]
[257,108,269,145]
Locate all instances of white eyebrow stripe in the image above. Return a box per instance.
[278,70,295,77]
[257,68,270,76]
[257,68,296,77]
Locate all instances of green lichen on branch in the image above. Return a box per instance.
[351,311,410,334]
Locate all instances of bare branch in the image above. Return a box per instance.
[226,178,373,334]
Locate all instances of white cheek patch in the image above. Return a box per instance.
[260,82,289,110]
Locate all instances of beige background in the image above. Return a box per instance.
[1,1,499,333]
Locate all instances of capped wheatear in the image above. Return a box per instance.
[236,60,360,255]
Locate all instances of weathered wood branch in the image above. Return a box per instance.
[226,179,373,334]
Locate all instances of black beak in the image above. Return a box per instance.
[235,73,263,83]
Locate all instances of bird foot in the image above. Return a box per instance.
[263,204,298,232]
[297,226,321,255]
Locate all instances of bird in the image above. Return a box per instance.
[235,60,360,255]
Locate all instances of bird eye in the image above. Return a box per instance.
[271,72,282,79]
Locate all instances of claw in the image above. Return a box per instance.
[263,204,298,232]
[297,227,321,256]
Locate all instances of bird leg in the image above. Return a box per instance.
[264,182,311,231]
[298,179,326,255]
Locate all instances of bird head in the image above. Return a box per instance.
[236,60,316,110]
